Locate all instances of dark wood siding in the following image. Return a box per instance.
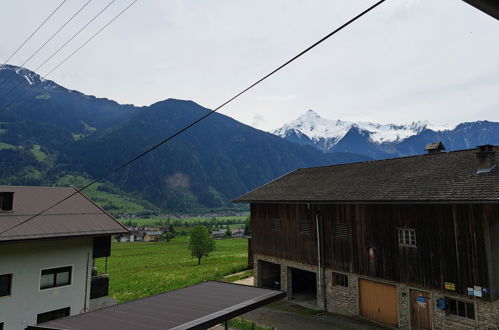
[251,203,318,265]
[252,203,495,299]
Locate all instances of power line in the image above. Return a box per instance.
[0,0,137,111]
[0,0,67,70]
[44,0,138,77]
[0,0,92,91]
[34,0,117,73]
[0,0,386,237]
[0,0,116,104]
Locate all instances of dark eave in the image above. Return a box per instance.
[235,199,499,205]
[463,0,499,20]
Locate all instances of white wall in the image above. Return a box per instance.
[0,238,93,330]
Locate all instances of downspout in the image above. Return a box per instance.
[316,212,326,310]
[83,252,90,312]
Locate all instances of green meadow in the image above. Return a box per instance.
[98,237,249,303]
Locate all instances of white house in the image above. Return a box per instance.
[0,186,128,330]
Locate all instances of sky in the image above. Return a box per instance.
[1,0,498,131]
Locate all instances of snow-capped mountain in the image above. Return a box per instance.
[272,110,499,159]
[0,64,56,89]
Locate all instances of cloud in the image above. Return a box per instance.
[251,114,265,128]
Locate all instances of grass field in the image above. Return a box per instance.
[98,237,249,303]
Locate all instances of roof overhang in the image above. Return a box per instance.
[463,0,499,20]
[236,200,499,205]
[28,281,285,330]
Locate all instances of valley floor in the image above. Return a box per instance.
[97,237,249,303]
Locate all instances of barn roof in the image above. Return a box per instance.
[0,186,128,242]
[234,146,499,204]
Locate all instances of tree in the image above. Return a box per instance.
[188,226,216,265]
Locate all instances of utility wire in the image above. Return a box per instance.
[34,0,117,73]
[0,0,386,237]
[45,0,138,77]
[0,0,92,91]
[0,0,116,104]
[0,0,67,70]
[0,0,137,111]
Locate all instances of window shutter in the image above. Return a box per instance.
[334,223,349,238]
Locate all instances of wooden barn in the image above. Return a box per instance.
[234,144,499,329]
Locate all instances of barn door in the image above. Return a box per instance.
[410,290,432,330]
[359,279,398,327]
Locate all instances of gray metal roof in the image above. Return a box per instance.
[234,147,499,204]
[0,186,128,242]
[33,281,285,330]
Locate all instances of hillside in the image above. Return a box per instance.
[0,65,368,213]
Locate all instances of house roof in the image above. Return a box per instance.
[234,147,499,204]
[33,281,285,330]
[0,186,128,242]
[145,231,162,236]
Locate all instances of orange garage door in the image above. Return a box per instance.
[359,279,398,327]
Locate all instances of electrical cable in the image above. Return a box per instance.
[0,0,67,70]
[0,0,92,91]
[0,0,116,105]
[44,0,138,77]
[0,0,137,111]
[0,0,386,236]
[34,0,117,73]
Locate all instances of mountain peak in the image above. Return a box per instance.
[0,64,55,89]
[272,110,455,150]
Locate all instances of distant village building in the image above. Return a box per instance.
[143,231,162,242]
[235,145,499,329]
[0,186,128,330]
[231,228,245,238]
[211,229,227,240]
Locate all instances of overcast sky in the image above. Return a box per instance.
[1,0,498,131]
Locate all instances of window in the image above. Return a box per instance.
[334,223,349,238]
[40,266,71,289]
[0,192,14,211]
[332,272,348,287]
[299,222,311,235]
[271,218,282,232]
[37,307,70,324]
[0,322,3,330]
[398,228,416,247]
[0,274,12,297]
[447,298,475,320]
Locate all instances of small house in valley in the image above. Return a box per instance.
[143,231,162,242]
[234,144,499,329]
[0,186,128,330]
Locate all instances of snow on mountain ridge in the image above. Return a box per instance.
[273,109,454,145]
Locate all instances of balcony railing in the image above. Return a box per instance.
[90,274,109,299]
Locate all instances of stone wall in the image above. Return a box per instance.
[398,284,410,329]
[432,292,499,330]
[324,270,358,316]
[253,254,499,330]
